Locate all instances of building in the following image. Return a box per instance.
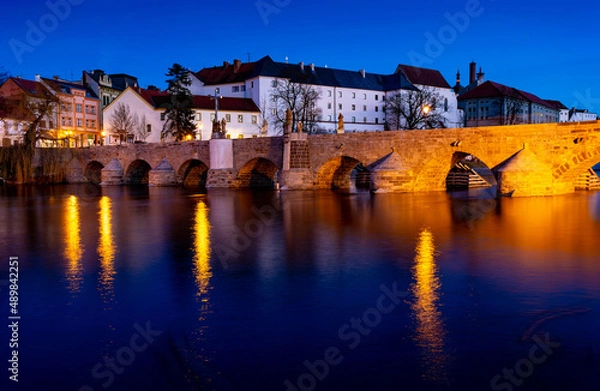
[568,108,597,122]
[102,86,261,144]
[189,56,459,134]
[458,81,559,127]
[544,100,569,122]
[37,76,101,146]
[0,77,57,146]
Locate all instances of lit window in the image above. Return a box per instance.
[238,134,244,139]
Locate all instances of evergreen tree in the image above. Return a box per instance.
[161,63,196,141]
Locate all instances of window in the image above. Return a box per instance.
[338,104,342,110]
[196,113,202,121]
[76,104,82,113]
[444,98,448,112]
[375,95,379,101]
[225,114,231,122]
[352,92,356,99]
[91,106,95,114]
[271,80,277,88]
[327,115,332,121]
[327,90,332,97]
[251,81,254,88]
[85,120,89,127]
[85,105,90,114]
[232,86,240,92]
[338,91,342,98]
[363,93,367,100]
[363,117,367,123]
[211,113,216,121]
[271,95,277,102]
[363,105,367,111]
[68,118,72,126]
[61,117,66,126]
[375,118,379,124]
[49,121,54,129]
[375,106,379,112]
[238,115,244,123]
[251,115,257,124]
[327,103,332,109]
[226,134,231,139]
[147,124,152,133]
[89,120,96,129]
[352,116,356,123]
[241,85,246,92]
[161,113,166,121]
[238,134,244,139]
[77,119,82,127]
[271,108,277,115]
[351,104,356,111]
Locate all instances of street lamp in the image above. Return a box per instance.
[422,105,431,114]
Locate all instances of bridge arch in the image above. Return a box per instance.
[125,159,152,185]
[314,156,370,191]
[84,161,104,185]
[237,157,279,188]
[178,159,209,187]
[554,143,600,190]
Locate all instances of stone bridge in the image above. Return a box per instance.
[64,121,600,197]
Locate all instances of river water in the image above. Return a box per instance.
[0,184,599,391]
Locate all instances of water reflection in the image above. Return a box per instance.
[411,228,449,383]
[193,200,212,299]
[64,195,83,294]
[98,196,116,303]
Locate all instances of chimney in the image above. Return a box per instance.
[299,62,304,71]
[233,59,242,73]
[359,69,366,78]
[223,61,230,68]
[477,67,485,83]
[469,61,476,84]
[456,68,461,84]
[35,74,41,81]
[53,75,59,80]
[310,63,315,72]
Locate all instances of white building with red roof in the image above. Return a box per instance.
[189,56,461,133]
[102,86,261,144]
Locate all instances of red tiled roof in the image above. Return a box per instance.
[9,77,52,98]
[134,87,168,105]
[195,62,257,85]
[395,64,451,89]
[458,81,556,109]
[544,99,568,110]
[150,94,260,112]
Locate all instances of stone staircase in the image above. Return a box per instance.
[574,168,600,191]
[446,162,492,189]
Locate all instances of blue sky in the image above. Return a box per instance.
[1,0,599,110]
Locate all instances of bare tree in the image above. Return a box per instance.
[384,86,447,130]
[500,91,525,125]
[0,68,9,85]
[270,78,322,134]
[15,86,60,149]
[136,114,151,141]
[109,103,138,144]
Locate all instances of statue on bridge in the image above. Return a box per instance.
[211,117,228,139]
[284,108,293,135]
[337,113,344,134]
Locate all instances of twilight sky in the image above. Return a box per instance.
[1,0,599,111]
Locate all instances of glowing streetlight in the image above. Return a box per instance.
[423,105,431,114]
